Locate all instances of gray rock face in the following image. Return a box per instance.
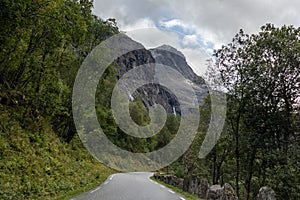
[150,45,207,107]
[114,35,208,116]
[257,187,276,200]
[150,45,196,81]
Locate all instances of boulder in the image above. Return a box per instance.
[183,178,189,192]
[206,185,223,200]
[198,178,209,198]
[222,183,238,200]
[257,187,276,200]
[169,176,178,186]
[188,176,199,194]
[177,178,184,190]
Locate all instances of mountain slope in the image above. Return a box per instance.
[114,36,208,115]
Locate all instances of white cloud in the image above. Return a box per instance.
[159,19,194,33]
[92,0,300,76]
[125,28,180,49]
[182,35,198,47]
[159,19,183,28]
[181,48,211,76]
[159,18,217,50]
[93,0,300,47]
[122,18,156,31]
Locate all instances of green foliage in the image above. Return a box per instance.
[166,24,300,200]
[0,106,116,199]
[0,0,119,199]
[1,2,299,199]
[94,62,181,153]
[0,0,118,141]
[213,24,300,200]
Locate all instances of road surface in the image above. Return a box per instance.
[70,172,187,200]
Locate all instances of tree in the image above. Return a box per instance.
[214,24,300,199]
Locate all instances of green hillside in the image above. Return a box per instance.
[0,0,118,199]
[0,105,116,199]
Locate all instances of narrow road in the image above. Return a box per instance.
[70,172,187,200]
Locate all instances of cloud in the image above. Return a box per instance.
[92,0,300,76]
[122,18,156,31]
[160,19,183,28]
[125,28,180,49]
[93,0,300,46]
[159,19,194,34]
[182,35,198,47]
[182,48,210,76]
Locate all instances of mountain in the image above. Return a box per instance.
[114,35,208,115]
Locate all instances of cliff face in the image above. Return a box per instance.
[114,35,208,115]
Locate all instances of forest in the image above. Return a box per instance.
[0,0,299,199]
[168,25,300,200]
[0,0,119,199]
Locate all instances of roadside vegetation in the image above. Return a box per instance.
[1,1,299,199]
[165,25,300,200]
[0,0,118,199]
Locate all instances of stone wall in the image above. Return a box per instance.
[154,174,276,200]
[153,174,238,199]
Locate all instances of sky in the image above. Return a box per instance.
[93,0,300,76]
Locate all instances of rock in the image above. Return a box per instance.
[257,186,276,200]
[114,35,208,116]
[177,178,184,190]
[150,45,197,81]
[155,174,238,200]
[222,183,238,200]
[198,178,209,198]
[187,176,199,194]
[169,176,178,186]
[153,174,183,190]
[183,178,189,192]
[206,185,223,200]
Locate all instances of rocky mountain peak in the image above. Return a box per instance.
[114,36,208,115]
[153,44,185,58]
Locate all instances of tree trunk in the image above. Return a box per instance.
[234,114,241,199]
[245,149,256,200]
[213,147,217,184]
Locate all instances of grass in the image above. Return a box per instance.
[55,175,109,200]
[0,107,117,200]
[150,177,204,200]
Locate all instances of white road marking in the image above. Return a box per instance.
[168,189,175,194]
[90,187,101,193]
[109,175,114,181]
[90,175,115,194]
[150,179,157,184]
[149,179,156,184]
[149,177,184,198]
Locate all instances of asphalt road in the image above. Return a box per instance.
[69,172,187,200]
